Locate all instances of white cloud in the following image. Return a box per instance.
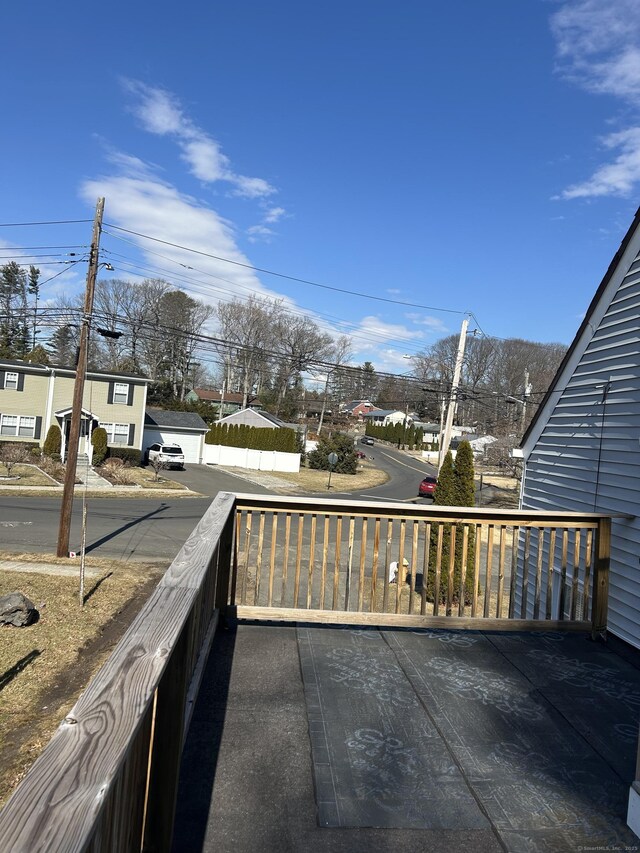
[122,79,275,197]
[551,0,640,199]
[559,126,640,198]
[386,288,401,295]
[264,206,286,224]
[247,224,274,243]
[404,312,449,334]
[80,154,284,303]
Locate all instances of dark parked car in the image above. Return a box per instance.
[418,476,437,497]
[360,436,374,445]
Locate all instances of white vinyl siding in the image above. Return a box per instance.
[521,250,640,648]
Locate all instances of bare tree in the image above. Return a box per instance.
[272,314,333,416]
[216,295,280,408]
[0,443,30,477]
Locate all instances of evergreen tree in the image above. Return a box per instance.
[307,432,357,473]
[47,324,76,366]
[42,424,62,458]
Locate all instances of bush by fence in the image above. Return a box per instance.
[205,423,298,453]
[365,422,423,449]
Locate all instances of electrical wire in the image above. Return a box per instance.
[103,222,467,315]
[0,219,92,227]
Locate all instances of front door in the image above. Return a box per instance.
[62,416,91,461]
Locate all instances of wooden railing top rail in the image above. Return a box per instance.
[234,492,611,526]
[0,492,236,853]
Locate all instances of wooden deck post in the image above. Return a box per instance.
[215,509,236,617]
[591,516,610,641]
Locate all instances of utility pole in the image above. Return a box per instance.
[438,316,468,471]
[521,369,531,435]
[57,198,105,558]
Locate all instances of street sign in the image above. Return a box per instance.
[328,452,338,467]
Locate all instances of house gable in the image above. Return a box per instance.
[519,207,640,649]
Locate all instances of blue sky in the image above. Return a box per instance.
[2,0,640,374]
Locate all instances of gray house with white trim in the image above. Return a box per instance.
[518,206,640,649]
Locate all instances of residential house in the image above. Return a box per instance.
[143,408,209,464]
[342,400,378,419]
[0,358,149,460]
[215,408,305,437]
[517,206,640,651]
[363,409,413,427]
[185,388,260,416]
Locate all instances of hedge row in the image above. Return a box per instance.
[205,423,298,453]
[365,422,424,450]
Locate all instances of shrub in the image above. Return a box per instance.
[91,427,108,465]
[38,455,65,483]
[42,424,61,458]
[108,446,142,466]
[100,458,136,485]
[307,432,357,474]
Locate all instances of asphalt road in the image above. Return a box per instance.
[0,465,271,563]
[0,447,436,563]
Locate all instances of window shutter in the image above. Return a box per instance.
[127,384,134,406]
[0,371,4,388]
[17,373,24,391]
[107,381,114,404]
[34,417,42,440]
[128,424,135,445]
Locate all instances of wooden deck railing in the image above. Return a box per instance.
[0,492,611,852]
[232,495,610,635]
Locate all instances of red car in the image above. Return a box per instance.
[418,476,437,497]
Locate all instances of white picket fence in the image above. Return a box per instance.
[203,443,301,473]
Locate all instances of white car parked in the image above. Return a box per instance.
[146,443,185,470]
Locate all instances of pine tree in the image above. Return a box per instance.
[453,441,476,604]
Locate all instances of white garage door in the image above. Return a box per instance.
[143,430,203,464]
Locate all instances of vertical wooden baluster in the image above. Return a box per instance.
[409,521,419,615]
[483,525,494,618]
[496,525,506,618]
[370,518,380,612]
[434,524,443,616]
[345,517,355,611]
[231,510,241,604]
[294,513,304,608]
[396,518,407,613]
[241,511,252,605]
[559,529,568,620]
[545,529,557,620]
[267,513,278,607]
[583,528,593,620]
[533,528,545,620]
[459,525,469,617]
[446,524,456,617]
[421,522,431,616]
[472,524,482,617]
[358,518,368,612]
[383,519,393,612]
[307,514,317,609]
[508,526,519,619]
[320,515,329,610]
[281,512,292,607]
[255,512,265,606]
[333,515,343,610]
[521,528,531,618]
[571,529,581,621]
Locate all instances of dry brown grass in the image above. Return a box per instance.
[111,466,188,490]
[249,459,389,493]
[0,560,164,807]
[0,463,59,487]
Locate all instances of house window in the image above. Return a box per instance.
[4,372,18,390]
[0,415,36,437]
[101,422,129,444]
[113,382,129,404]
[18,416,36,437]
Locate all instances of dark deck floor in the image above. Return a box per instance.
[172,623,640,853]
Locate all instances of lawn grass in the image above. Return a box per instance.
[237,459,389,493]
[0,463,58,487]
[0,559,165,807]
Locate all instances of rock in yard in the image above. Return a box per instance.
[0,592,39,627]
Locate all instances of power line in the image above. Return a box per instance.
[0,219,93,227]
[103,222,467,315]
